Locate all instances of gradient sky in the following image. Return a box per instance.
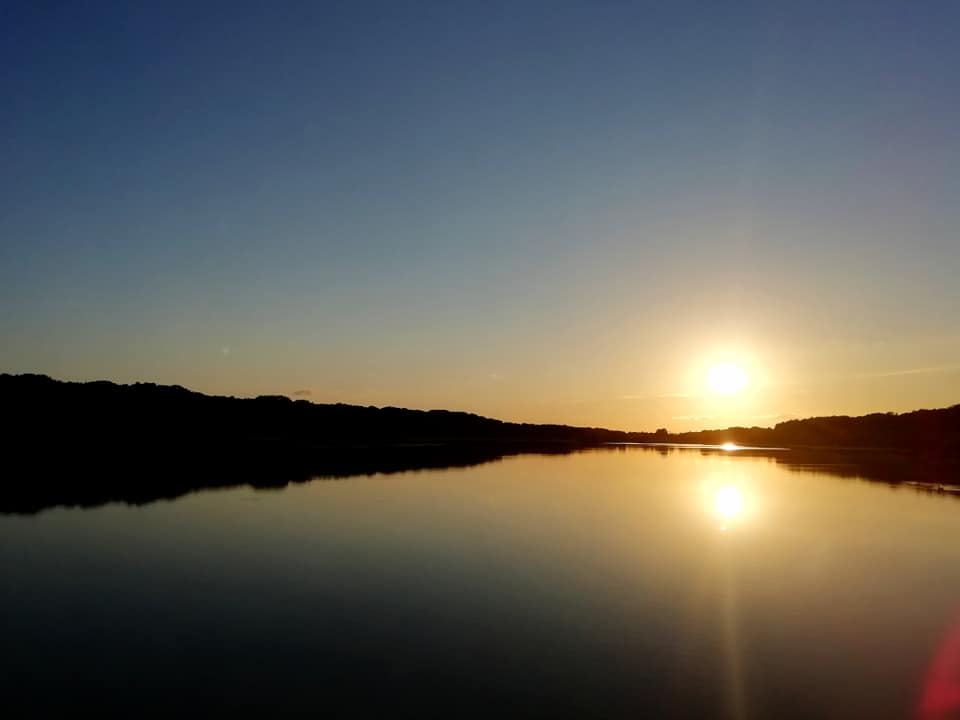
[2,1,959,431]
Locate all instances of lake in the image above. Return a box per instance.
[2,445,959,718]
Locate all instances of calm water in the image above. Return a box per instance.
[2,446,960,718]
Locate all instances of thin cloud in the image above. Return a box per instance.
[856,363,960,379]
[293,389,312,397]
[621,392,691,401]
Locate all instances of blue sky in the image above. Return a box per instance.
[2,1,959,429]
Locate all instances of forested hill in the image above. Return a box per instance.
[2,373,959,455]
[0,373,628,450]
[670,406,960,454]
[0,373,629,513]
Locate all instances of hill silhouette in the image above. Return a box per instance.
[1,373,958,513]
[0,373,626,513]
[1,372,629,448]
[667,407,960,456]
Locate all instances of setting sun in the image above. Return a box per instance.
[707,362,749,396]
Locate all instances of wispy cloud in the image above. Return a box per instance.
[669,413,792,425]
[751,413,793,421]
[856,363,960,379]
[293,389,312,397]
[621,392,691,401]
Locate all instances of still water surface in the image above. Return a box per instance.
[2,446,959,718]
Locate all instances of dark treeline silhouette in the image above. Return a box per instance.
[1,373,630,449]
[0,373,623,514]
[668,406,960,456]
[2,373,959,513]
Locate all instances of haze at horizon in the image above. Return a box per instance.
[2,1,959,431]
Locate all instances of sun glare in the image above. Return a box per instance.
[707,362,748,395]
[714,485,744,520]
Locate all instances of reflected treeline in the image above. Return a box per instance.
[6,442,957,515]
[625,444,960,499]
[0,443,582,515]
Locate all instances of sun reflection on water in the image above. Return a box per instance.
[713,484,746,531]
[715,485,744,518]
[700,467,757,533]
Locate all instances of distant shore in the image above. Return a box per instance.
[2,373,958,513]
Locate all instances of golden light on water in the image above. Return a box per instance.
[721,442,740,451]
[701,471,760,533]
[707,362,749,395]
[715,485,744,519]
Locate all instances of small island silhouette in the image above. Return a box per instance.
[2,373,958,514]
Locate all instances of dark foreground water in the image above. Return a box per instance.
[2,446,960,719]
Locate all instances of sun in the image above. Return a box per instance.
[707,362,748,395]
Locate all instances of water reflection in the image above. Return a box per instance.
[3,446,960,718]
[699,468,753,532]
[715,485,745,529]
[3,442,959,515]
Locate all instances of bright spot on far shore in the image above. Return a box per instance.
[721,442,740,451]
